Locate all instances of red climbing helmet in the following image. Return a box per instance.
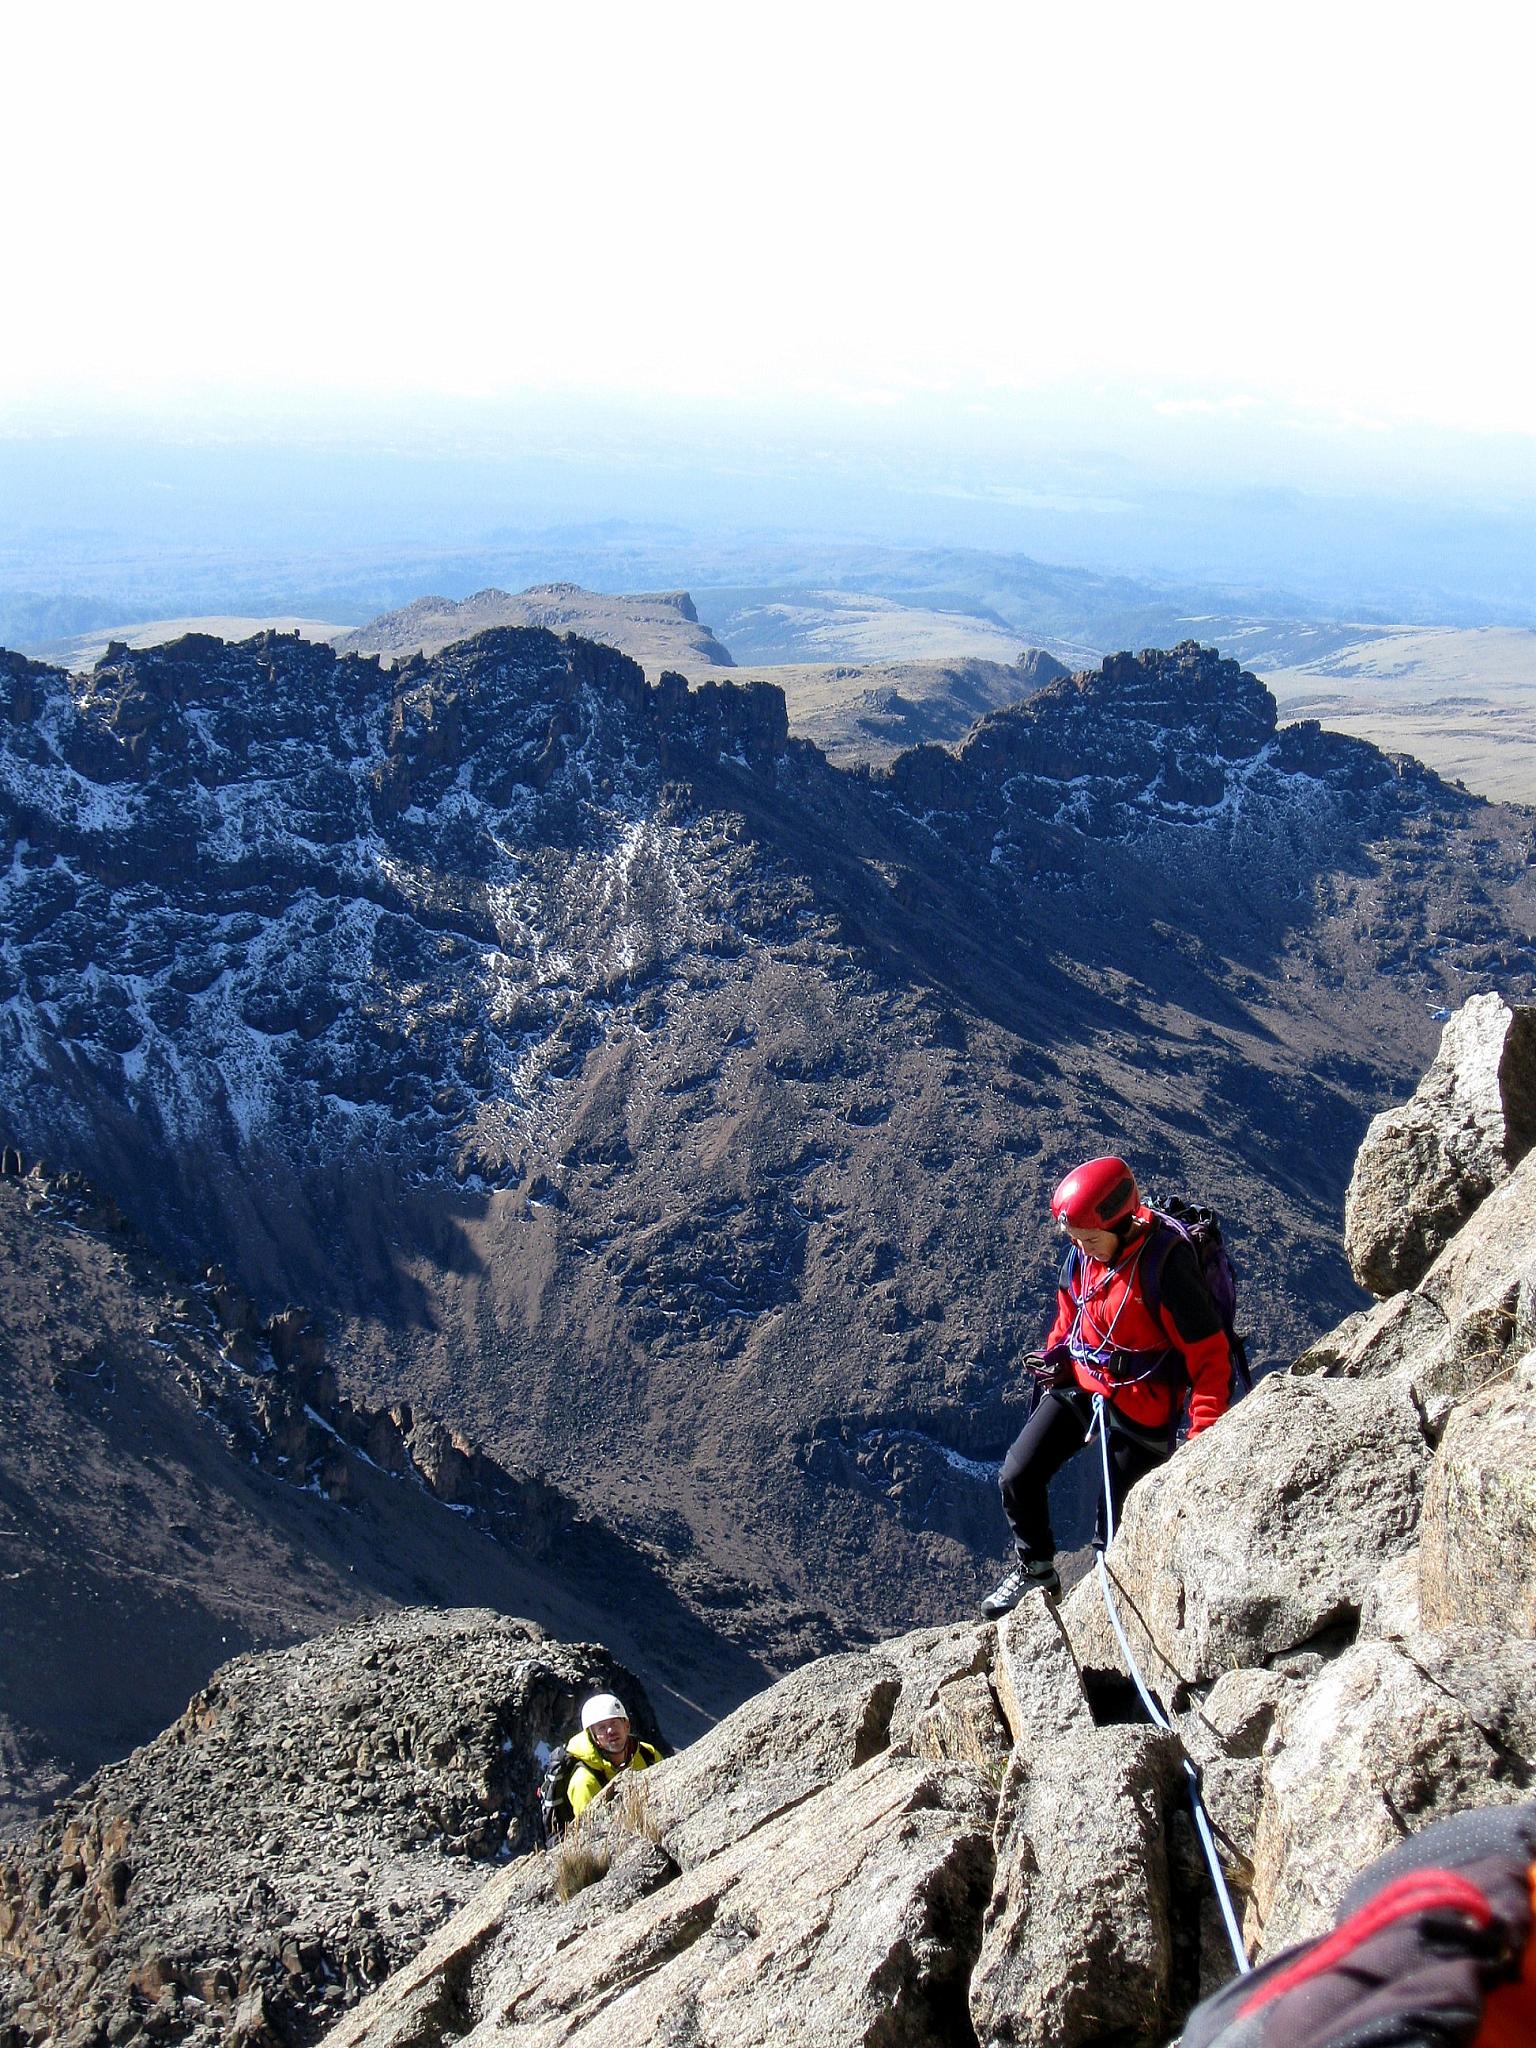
[1051,1156,1141,1231]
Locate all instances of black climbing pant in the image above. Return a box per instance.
[998,1388,1168,1564]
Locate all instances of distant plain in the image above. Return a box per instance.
[1260,625,1536,805]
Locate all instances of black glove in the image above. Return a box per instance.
[1025,1345,1073,1388]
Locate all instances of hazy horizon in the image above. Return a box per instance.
[5,5,1534,639]
[4,389,1533,642]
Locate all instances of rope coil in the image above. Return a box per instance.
[1090,1393,1252,1976]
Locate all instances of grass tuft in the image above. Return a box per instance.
[614,1770,663,1845]
[552,1830,611,1903]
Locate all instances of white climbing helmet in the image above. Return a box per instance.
[581,1692,628,1729]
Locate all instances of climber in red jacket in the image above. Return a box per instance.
[980,1155,1234,1619]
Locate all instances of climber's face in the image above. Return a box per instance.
[590,1714,630,1758]
[1063,1224,1120,1262]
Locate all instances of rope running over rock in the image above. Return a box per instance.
[1089,1392,1252,1977]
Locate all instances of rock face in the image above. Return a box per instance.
[461,1755,995,2048]
[4,628,1536,1701]
[1295,1143,1536,1432]
[1046,993,1536,1979]
[1419,1355,1536,1635]
[970,1726,1180,2048]
[319,1611,1219,2048]
[1249,1628,1536,1953]
[1345,993,1536,1294]
[1015,647,1072,691]
[0,1611,651,2048]
[1061,1374,1431,1686]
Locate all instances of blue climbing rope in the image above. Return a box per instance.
[1090,1394,1252,1976]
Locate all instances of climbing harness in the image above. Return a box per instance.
[1089,1393,1252,1976]
[1064,1236,1183,1392]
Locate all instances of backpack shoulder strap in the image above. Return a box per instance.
[1135,1213,1188,1325]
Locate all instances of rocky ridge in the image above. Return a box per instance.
[4,996,1533,2047]
[0,1613,654,2048]
[3,630,1534,1642]
[1344,991,1536,1294]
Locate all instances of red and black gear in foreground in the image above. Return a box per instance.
[981,1156,1234,1617]
[1182,1799,1536,2048]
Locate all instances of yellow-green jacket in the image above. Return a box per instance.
[565,1729,664,1818]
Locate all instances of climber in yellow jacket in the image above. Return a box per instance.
[565,1693,664,1819]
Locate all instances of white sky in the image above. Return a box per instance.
[6,0,1536,441]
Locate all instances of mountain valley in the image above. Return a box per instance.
[3,629,1532,1711]
[3,997,1534,2046]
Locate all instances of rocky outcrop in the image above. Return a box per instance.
[319,1601,1219,2048]
[990,1596,1091,1747]
[1050,990,1536,1976]
[970,1726,1181,2048]
[331,1754,995,2048]
[628,1647,900,1871]
[1014,647,1071,690]
[1345,993,1536,1294]
[1249,1628,1536,1952]
[1295,1143,1536,1429]
[316,1635,1011,2048]
[0,1612,650,2048]
[1061,1373,1430,1686]
[5,1600,1159,2048]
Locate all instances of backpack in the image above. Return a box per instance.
[1139,1197,1252,1394]
[1181,1799,1536,2047]
[535,1747,585,1848]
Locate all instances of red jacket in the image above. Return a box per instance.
[1043,1222,1232,1435]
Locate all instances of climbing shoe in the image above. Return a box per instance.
[979,1560,1060,1618]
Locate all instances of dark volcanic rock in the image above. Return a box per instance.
[0,1611,650,2047]
[2,630,1534,1644]
[892,641,1403,852]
